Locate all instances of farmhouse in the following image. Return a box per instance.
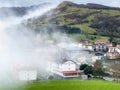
[49,60,80,78]
[61,60,79,76]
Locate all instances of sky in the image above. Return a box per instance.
[0,0,120,7]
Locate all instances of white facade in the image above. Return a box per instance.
[49,61,76,72]
[61,61,76,71]
[18,69,37,81]
[108,47,120,54]
[49,60,79,78]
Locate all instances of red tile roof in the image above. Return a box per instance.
[108,46,120,49]
[62,71,79,74]
[95,40,109,44]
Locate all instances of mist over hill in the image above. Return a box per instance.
[0,3,50,18]
[24,1,120,43]
[1,1,120,42]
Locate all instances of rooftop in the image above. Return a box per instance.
[95,40,109,44]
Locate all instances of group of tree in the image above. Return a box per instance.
[79,61,104,78]
[90,15,120,38]
[111,64,120,82]
[60,24,81,34]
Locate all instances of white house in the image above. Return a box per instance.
[17,66,37,81]
[107,46,120,59]
[49,60,80,78]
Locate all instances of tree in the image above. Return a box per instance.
[90,15,120,38]
[79,64,88,70]
[93,61,104,78]
[84,66,93,75]
[112,41,117,47]
[109,36,113,43]
[111,64,120,82]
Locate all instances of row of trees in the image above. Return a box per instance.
[80,61,104,78]
[60,24,81,34]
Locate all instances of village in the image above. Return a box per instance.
[16,39,120,82]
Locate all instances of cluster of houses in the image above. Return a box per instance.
[47,39,120,80]
[15,39,120,81]
[82,40,120,60]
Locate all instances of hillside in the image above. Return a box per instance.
[26,1,120,42]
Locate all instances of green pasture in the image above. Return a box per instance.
[1,79,120,90]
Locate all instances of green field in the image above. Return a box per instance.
[68,34,109,42]
[1,79,120,90]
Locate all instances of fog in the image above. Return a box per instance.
[0,2,78,86]
[0,0,120,8]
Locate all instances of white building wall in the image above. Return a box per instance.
[61,61,76,71]
[18,70,37,81]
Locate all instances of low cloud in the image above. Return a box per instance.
[0,0,120,7]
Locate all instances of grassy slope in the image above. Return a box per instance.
[62,8,120,34]
[68,34,109,42]
[2,79,120,90]
[56,3,120,35]
[57,6,120,41]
